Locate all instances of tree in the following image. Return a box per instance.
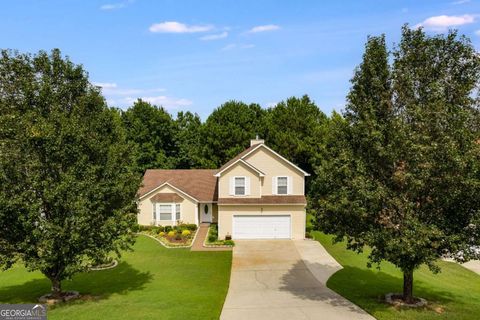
[174,111,208,168]
[315,28,480,303]
[264,95,328,190]
[201,101,266,167]
[122,100,177,173]
[0,49,140,298]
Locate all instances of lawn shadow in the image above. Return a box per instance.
[279,260,372,316]
[326,265,456,314]
[280,261,458,316]
[0,261,152,306]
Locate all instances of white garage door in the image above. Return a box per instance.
[233,215,291,239]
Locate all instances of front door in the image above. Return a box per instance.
[201,203,212,223]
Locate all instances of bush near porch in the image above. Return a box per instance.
[206,224,234,247]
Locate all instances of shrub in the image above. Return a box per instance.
[305,232,312,239]
[208,234,217,242]
[157,225,165,232]
[179,224,197,231]
[224,240,235,246]
[137,225,155,232]
[159,231,166,237]
[181,230,191,237]
[164,226,173,233]
[167,231,175,238]
[175,233,182,240]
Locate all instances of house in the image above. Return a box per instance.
[137,138,309,240]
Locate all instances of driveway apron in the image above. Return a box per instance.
[220,240,375,320]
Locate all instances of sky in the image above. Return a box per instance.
[2,0,480,119]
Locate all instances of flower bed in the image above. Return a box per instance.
[138,224,197,248]
[204,224,234,247]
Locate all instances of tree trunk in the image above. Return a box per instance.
[50,277,62,298]
[403,270,414,304]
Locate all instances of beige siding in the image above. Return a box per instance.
[138,185,197,226]
[243,147,305,196]
[217,205,306,240]
[218,162,262,198]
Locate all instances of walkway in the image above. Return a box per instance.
[190,223,232,252]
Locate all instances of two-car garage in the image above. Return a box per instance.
[232,215,291,239]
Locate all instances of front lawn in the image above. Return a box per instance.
[313,231,480,320]
[0,235,232,320]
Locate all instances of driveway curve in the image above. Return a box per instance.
[220,240,374,320]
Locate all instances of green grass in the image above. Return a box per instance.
[313,231,480,320]
[0,235,232,320]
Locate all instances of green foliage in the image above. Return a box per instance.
[223,240,235,246]
[0,49,140,295]
[264,95,329,185]
[174,111,208,168]
[167,231,176,238]
[315,27,480,301]
[207,224,219,242]
[121,100,178,172]
[201,100,266,167]
[178,223,197,231]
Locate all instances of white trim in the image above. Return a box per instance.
[139,182,199,203]
[194,205,199,225]
[214,159,265,177]
[238,144,310,176]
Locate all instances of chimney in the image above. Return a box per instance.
[250,135,265,147]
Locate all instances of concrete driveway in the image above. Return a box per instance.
[220,240,374,320]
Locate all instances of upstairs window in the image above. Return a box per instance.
[277,177,288,195]
[234,177,246,195]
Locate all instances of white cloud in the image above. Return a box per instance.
[149,21,213,33]
[452,0,470,5]
[100,3,126,10]
[414,14,476,31]
[125,96,192,109]
[248,24,280,33]
[199,31,228,41]
[100,0,133,10]
[475,29,480,35]
[221,43,254,51]
[93,82,118,89]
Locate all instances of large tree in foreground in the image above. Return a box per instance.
[315,27,480,303]
[0,49,140,298]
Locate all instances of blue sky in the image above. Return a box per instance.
[2,0,480,118]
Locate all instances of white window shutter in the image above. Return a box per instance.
[229,177,234,195]
[245,177,251,195]
[272,176,277,195]
[287,176,293,194]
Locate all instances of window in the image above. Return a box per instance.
[277,177,288,195]
[159,204,173,221]
[234,177,246,195]
[175,204,181,221]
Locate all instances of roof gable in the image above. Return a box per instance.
[214,159,265,177]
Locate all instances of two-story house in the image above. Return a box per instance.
[137,138,309,239]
